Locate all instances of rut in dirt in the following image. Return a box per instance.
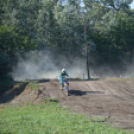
[1,79,134,131]
[49,79,134,131]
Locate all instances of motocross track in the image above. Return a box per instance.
[1,78,134,131]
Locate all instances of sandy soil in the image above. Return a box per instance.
[1,79,134,131]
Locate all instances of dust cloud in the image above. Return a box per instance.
[11,50,87,81]
[11,50,134,81]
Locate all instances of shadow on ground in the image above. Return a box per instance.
[82,91,104,95]
[69,90,104,96]
[0,82,28,104]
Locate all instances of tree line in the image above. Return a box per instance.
[0,0,134,90]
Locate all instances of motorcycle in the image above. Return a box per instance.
[59,76,69,96]
[62,78,69,96]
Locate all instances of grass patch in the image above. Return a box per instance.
[44,97,59,103]
[0,102,133,134]
[27,81,43,91]
[28,81,38,90]
[18,82,27,87]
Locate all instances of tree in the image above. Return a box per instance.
[0,25,37,58]
[1,0,19,26]
[0,0,4,25]
[112,13,134,64]
[2,0,42,40]
[54,0,84,48]
[83,0,133,34]
[36,0,59,47]
[0,51,13,91]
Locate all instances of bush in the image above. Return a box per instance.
[0,51,13,92]
[44,97,59,103]
[0,25,38,92]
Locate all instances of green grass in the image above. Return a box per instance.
[0,102,133,134]
[18,82,27,87]
[44,97,59,103]
[28,81,38,90]
[28,81,43,91]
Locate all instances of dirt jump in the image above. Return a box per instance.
[1,78,134,131]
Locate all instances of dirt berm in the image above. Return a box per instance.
[0,78,134,131]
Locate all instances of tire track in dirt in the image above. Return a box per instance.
[1,79,134,131]
[47,80,134,131]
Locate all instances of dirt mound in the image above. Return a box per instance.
[1,79,134,131]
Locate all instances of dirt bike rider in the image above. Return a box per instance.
[58,69,69,89]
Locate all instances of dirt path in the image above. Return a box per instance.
[1,79,134,131]
[47,79,134,131]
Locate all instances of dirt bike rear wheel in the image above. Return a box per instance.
[66,90,69,96]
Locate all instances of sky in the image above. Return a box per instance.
[80,1,134,9]
[130,1,134,9]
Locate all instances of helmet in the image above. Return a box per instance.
[62,68,66,73]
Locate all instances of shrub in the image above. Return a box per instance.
[0,51,13,92]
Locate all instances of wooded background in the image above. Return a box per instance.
[0,0,134,90]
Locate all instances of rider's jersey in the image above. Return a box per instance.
[60,72,69,77]
[58,72,69,84]
[61,72,69,77]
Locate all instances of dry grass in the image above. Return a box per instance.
[100,78,126,82]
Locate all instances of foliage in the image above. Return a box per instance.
[0,0,134,79]
[0,25,37,52]
[1,0,41,39]
[0,25,38,91]
[36,0,59,47]
[28,81,38,90]
[112,13,134,64]
[44,97,59,102]
[54,1,84,48]
[0,51,13,91]
[0,0,5,26]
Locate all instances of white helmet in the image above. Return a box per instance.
[62,68,66,73]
